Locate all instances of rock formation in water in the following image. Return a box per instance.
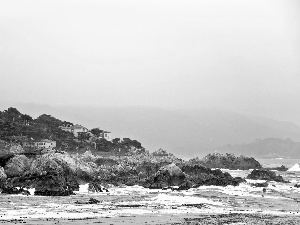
[181,164,244,187]
[143,163,244,189]
[246,169,287,182]
[144,163,185,189]
[189,153,261,170]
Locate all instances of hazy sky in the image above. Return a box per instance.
[1,0,300,123]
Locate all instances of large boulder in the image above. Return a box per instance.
[265,165,288,171]
[4,155,30,177]
[10,154,80,196]
[181,164,244,187]
[144,163,186,189]
[246,169,287,182]
[191,153,261,170]
[34,173,73,196]
[30,155,64,175]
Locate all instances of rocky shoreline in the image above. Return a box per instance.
[0,144,288,196]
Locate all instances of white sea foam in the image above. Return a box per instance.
[151,193,224,206]
[288,164,300,172]
[76,183,89,194]
[28,188,35,195]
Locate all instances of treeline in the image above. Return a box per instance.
[0,107,74,143]
[0,107,144,153]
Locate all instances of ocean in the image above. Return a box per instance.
[1,159,300,224]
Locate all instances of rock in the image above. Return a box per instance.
[30,155,64,175]
[150,149,182,164]
[34,173,73,196]
[0,166,7,180]
[144,163,186,189]
[191,153,262,170]
[294,184,300,188]
[88,181,108,192]
[151,148,169,157]
[1,184,30,195]
[265,165,288,171]
[181,165,244,187]
[251,182,268,187]
[75,198,100,204]
[178,181,193,190]
[20,154,80,196]
[4,155,30,177]
[246,169,287,182]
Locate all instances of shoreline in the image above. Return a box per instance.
[1,213,300,225]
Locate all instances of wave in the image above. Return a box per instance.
[288,163,300,171]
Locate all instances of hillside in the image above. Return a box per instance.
[0,107,144,155]
[3,103,300,158]
[216,138,300,159]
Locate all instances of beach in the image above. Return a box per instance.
[1,160,300,224]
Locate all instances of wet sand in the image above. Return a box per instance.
[2,213,300,225]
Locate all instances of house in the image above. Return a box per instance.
[23,139,56,149]
[60,124,89,137]
[101,131,111,141]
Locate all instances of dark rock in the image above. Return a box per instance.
[88,198,100,204]
[182,165,245,187]
[294,184,300,188]
[75,197,100,204]
[34,173,74,196]
[144,163,185,189]
[0,155,80,196]
[251,182,268,187]
[0,178,30,195]
[178,181,193,190]
[190,153,262,170]
[88,181,108,192]
[30,156,79,195]
[246,169,287,182]
[265,165,288,171]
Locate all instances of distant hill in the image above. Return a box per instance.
[2,103,300,158]
[0,107,145,155]
[216,138,300,159]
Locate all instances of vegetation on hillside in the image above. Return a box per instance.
[0,107,144,153]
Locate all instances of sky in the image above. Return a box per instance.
[0,0,300,124]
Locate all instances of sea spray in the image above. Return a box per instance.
[288,164,300,172]
[77,183,89,194]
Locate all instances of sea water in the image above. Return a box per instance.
[1,159,300,221]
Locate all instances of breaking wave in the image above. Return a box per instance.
[288,163,300,172]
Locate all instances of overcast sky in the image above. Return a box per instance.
[1,0,300,123]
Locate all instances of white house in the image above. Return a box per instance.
[102,131,111,141]
[23,139,56,149]
[60,124,89,137]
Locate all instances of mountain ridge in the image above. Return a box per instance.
[1,102,300,158]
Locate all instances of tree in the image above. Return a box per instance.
[21,114,33,125]
[90,128,103,137]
